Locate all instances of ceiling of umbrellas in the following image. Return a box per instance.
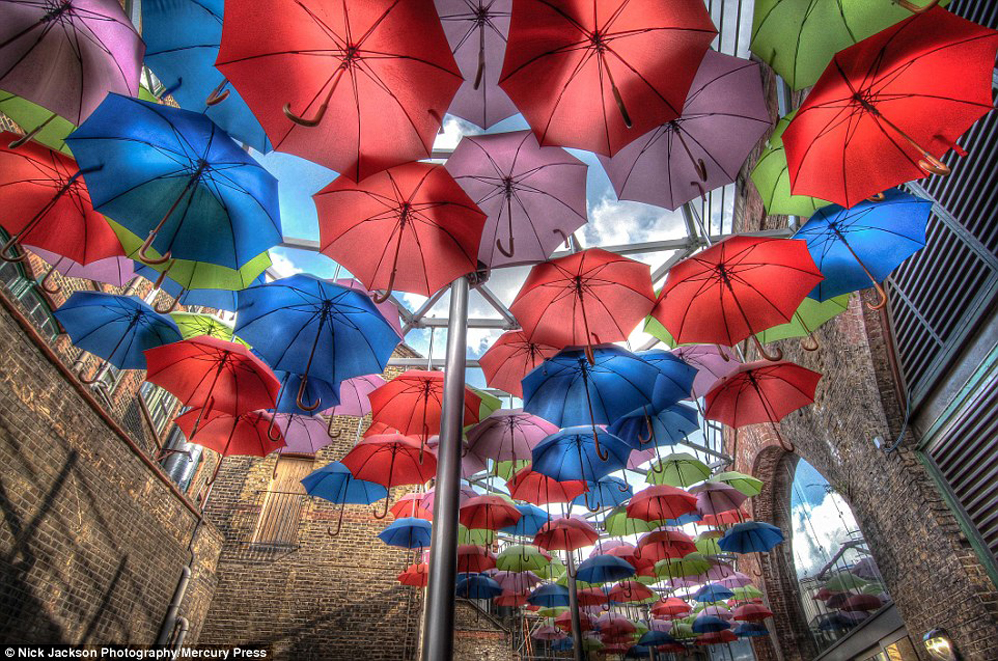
[1,0,996,656]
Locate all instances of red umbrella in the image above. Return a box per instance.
[783,7,998,208]
[576,587,610,607]
[508,467,587,505]
[460,495,522,530]
[698,630,737,645]
[217,0,462,181]
[498,0,716,156]
[534,517,599,552]
[398,563,429,587]
[340,434,438,517]
[316,162,486,301]
[606,580,653,604]
[650,236,824,361]
[457,544,497,573]
[495,591,530,608]
[0,135,121,269]
[704,360,822,452]
[732,603,773,622]
[363,421,401,438]
[510,248,656,361]
[391,492,433,520]
[635,529,697,563]
[478,330,558,397]
[842,594,883,612]
[701,508,751,527]
[556,610,596,632]
[626,485,698,523]
[651,597,691,619]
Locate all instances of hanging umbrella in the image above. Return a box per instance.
[534,517,599,552]
[332,279,404,339]
[327,375,387,417]
[422,484,480,511]
[650,236,824,361]
[0,0,143,125]
[783,8,998,208]
[459,526,498,546]
[734,622,770,637]
[316,162,486,301]
[398,563,429,588]
[718,571,754,589]
[731,585,764,603]
[24,246,134,293]
[823,570,868,593]
[435,0,517,129]
[842,594,884,612]
[656,552,711,580]
[457,545,498,573]
[498,0,716,155]
[511,249,656,359]
[718,522,785,554]
[576,556,636,585]
[691,481,748,517]
[527,583,571,609]
[379,518,433,549]
[369,370,482,449]
[635,529,697,564]
[457,574,503,600]
[271,372,340,418]
[142,0,270,152]
[599,51,771,211]
[0,136,120,265]
[495,591,530,608]
[607,581,654,605]
[693,584,735,603]
[236,275,400,411]
[626,486,698,523]
[571,476,633,511]
[0,92,74,154]
[341,434,438,517]
[170,313,244,345]
[217,0,462,181]
[712,471,764,498]
[756,294,851,352]
[732,603,773,622]
[603,506,658,538]
[53,293,182,381]
[496,544,551,573]
[751,0,952,92]
[460,495,522,530]
[645,452,711,488]
[391,493,433,521]
[793,190,931,310]
[556,610,596,632]
[652,597,692,620]
[637,351,697,405]
[532,626,566,641]
[750,110,833,217]
[610,403,699,451]
[671,345,741,399]
[478,331,558,397]
[692,614,731,634]
[531,426,632,487]
[467,409,557,465]
[508,467,587,505]
[491,570,541,593]
[445,130,588,267]
[301,461,389,535]
[501,504,549,538]
[271,414,336,455]
[704,360,822,452]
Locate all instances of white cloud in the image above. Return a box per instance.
[268,249,305,276]
[580,195,686,249]
[791,491,860,579]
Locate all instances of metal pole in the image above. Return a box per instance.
[421,277,470,661]
[565,551,585,661]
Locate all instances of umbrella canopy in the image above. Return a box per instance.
[756,294,851,350]
[67,95,282,269]
[646,452,711,488]
[607,580,654,604]
[457,574,503,600]
[693,584,735,603]
[175,408,285,457]
[467,409,557,464]
[599,51,770,211]
[379,517,433,549]
[170,312,241,344]
[369,370,482,442]
[572,476,633,511]
[534,517,599,552]
[491,570,541,593]
[718,521,785,554]
[460,495,522,530]
[316,162,486,300]
[501,504,549,538]
[713,471,764,498]
[498,0,716,155]
[398,563,429,588]
[508,467,587,505]
[326,375,387,418]
[635,529,697,563]
[750,110,832,217]
[332,278,404,338]
[341,435,438,498]
[478,331,558,397]
[652,597,692,619]
[301,461,388,504]
[0,0,143,124]
[24,246,134,289]
[692,614,731,634]
[783,8,998,208]
[533,625,566,641]
[457,545,498,573]
[656,552,711,580]
[576,555,636,585]
[671,345,741,399]
[272,414,336,454]
[445,130,588,268]
[610,403,699,451]
[391,493,433,521]
[271,372,340,417]
[0,92,75,154]
[692,481,748,517]
[627,486,698,523]
[527,583,571,609]
[142,0,270,152]
[734,622,769,637]
[732,603,773,622]
[54,293,182,372]
[531,426,632,485]
[496,544,552,573]
[603,506,659,537]
[216,0,462,180]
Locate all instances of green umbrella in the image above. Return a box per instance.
[497,544,550,572]
[604,505,661,537]
[555,574,596,589]
[642,314,678,349]
[712,471,764,497]
[671,622,696,640]
[495,459,530,482]
[656,552,711,579]
[536,606,567,618]
[750,0,950,90]
[694,531,723,556]
[170,312,250,347]
[646,452,712,488]
[535,557,566,580]
[750,110,833,217]
[731,585,763,602]
[635,574,659,586]
[756,294,851,350]
[458,525,497,546]
[693,601,726,613]
[862,582,886,596]
[581,638,604,651]
[824,571,868,593]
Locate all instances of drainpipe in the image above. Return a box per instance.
[156,517,202,646]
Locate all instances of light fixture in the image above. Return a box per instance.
[923,628,959,661]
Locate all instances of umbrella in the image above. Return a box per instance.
[460,495,522,530]
[635,529,697,564]
[392,493,433,521]
[532,626,566,641]
[718,571,754,589]
[704,360,822,452]
[327,375,387,418]
[66,95,282,270]
[142,0,270,152]
[53,293,182,380]
[24,246,134,293]
[0,0,143,125]
[607,581,653,604]
[341,434,438,517]
[508,467,587,505]
[527,584,570,609]
[671,345,741,399]
[693,584,734,603]
[271,372,340,419]
[602,506,658,538]
[0,136,119,266]
[301,461,389,535]
[496,544,551,573]
[457,574,503,600]
[170,313,244,345]
[712,471,764,498]
[793,190,931,310]
[756,294,851,352]
[692,615,730,634]
[652,598,692,619]
[332,279,404,339]
[571,476,633,511]
[783,8,998,208]
[501,504,549,538]
[824,571,868,593]
[626,486,698,523]
[457,545,498,573]
[398,563,429,588]
[478,331,558,397]
[599,51,770,211]
[467,409,557,465]
[534,517,599,552]
[656,552,711,579]
[272,413,337,454]
[531,426,632,488]
[732,603,773,622]
[445,130,588,267]
[498,0,716,155]
[610,403,698,451]
[645,452,711,488]
[718,522,785,554]
[217,0,462,181]
[459,526,498,546]
[576,556,636,585]
[316,162,486,301]
[235,275,400,410]
[422,484,480,510]
[750,0,952,91]
[842,594,883,612]
[511,249,656,358]
[750,110,832,217]
[379,518,433,549]
[495,591,530,608]
[691,481,748,517]
[0,92,74,154]
[491,570,541,593]
[734,622,769,637]
[650,236,824,361]
[556,610,596,632]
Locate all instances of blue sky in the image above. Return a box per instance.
[790,459,861,578]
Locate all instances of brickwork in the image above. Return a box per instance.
[453,601,515,661]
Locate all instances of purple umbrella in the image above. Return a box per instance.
[851,557,881,581]
[467,409,558,465]
[0,0,144,126]
[627,446,658,470]
[333,279,403,338]
[590,539,633,558]
[532,626,565,641]
[25,244,134,292]
[671,345,741,399]
[274,414,335,455]
[445,130,588,268]
[598,50,771,211]
[492,570,541,592]
[435,0,518,129]
[422,484,478,510]
[329,374,387,417]
[692,481,748,517]
[426,436,488,478]
[718,572,754,589]
[701,605,733,621]
[664,577,698,590]
[649,619,672,633]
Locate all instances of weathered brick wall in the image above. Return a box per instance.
[453,601,515,661]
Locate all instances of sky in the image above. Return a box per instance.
[789,460,862,579]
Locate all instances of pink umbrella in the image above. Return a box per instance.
[467,409,558,465]
[718,572,754,589]
[478,330,559,397]
[649,619,673,633]
[333,278,403,338]
[701,605,733,621]
[426,436,488,478]
[492,570,541,592]
[422,484,479,510]
[329,374,388,417]
[590,539,633,558]
[691,481,748,516]
[627,446,658,470]
[274,414,334,455]
[532,626,566,641]
[671,345,741,399]
[697,560,737,584]
[25,245,134,292]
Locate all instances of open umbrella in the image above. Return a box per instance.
[626,486,697,523]
[756,294,851,352]
[652,597,692,620]
[599,51,771,211]
[478,331,558,397]
[379,517,433,549]
[527,583,571,609]
[531,426,632,488]
[24,246,133,293]
[274,414,336,455]
[534,517,599,552]
[782,7,998,208]
[496,544,552,573]
[467,409,557,466]
[750,110,832,217]
[302,461,389,533]
[327,375,387,417]
[576,555,636,585]
[533,625,567,641]
[671,345,741,399]
[0,92,74,154]
[571,476,632,511]
[718,521,784,554]
[0,0,143,125]
[713,471,764,498]
[316,162,486,301]
[732,603,773,622]
[398,563,429,588]
[460,495,522,530]
[645,452,711,488]
[456,574,503,599]
[501,504,549,538]
[603,506,659,538]
[609,403,699,451]
[693,584,735,603]
[508,467,587,506]
[635,529,697,564]
[445,130,588,267]
[607,580,653,604]
[392,492,433,521]
[498,0,716,155]
[457,545,498,573]
[691,481,748,518]
[216,0,462,180]
[369,370,482,450]
[340,434,438,517]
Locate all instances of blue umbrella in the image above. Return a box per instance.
[501,503,549,538]
[572,476,633,510]
[665,512,703,527]
[456,573,503,600]
[693,583,735,603]
[66,94,281,269]
[639,631,674,646]
[636,350,697,407]
[301,461,389,535]
[135,264,266,312]
[718,521,785,554]
[551,638,573,651]
[143,0,271,152]
[378,517,432,549]
[531,427,632,489]
[527,583,571,608]
[792,188,931,309]
[625,645,652,658]
[817,612,859,632]
[272,371,340,416]
[236,275,400,412]
[734,622,769,637]
[692,614,731,634]
[609,402,699,449]
[53,292,182,378]
[524,346,660,461]
[576,555,635,585]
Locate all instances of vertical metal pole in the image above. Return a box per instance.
[421,277,470,661]
[565,551,585,661]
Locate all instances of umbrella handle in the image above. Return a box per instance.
[473,24,486,91]
[604,63,632,129]
[372,497,391,519]
[327,414,342,439]
[328,501,347,536]
[771,423,795,454]
[836,235,890,311]
[866,192,885,203]
[873,111,951,177]
[37,260,62,294]
[800,334,820,352]
[154,290,182,314]
[638,414,653,445]
[296,374,321,412]
[553,229,571,249]
[894,0,940,13]
[8,112,56,149]
[283,67,344,127]
[266,414,283,442]
[372,250,400,304]
[617,478,630,494]
[496,236,515,258]
[0,236,27,263]
[750,335,782,362]
[78,358,108,385]
[138,178,197,266]
[205,79,230,106]
[716,344,731,362]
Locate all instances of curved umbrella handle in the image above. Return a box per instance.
[895,0,940,13]
[327,502,347,536]
[496,236,515,258]
[584,492,602,513]
[8,113,55,149]
[583,343,596,366]
[296,374,321,412]
[800,334,820,352]
[266,414,283,443]
[638,414,653,445]
[372,497,391,519]
[591,423,609,462]
[327,414,342,439]
[154,290,182,314]
[617,478,630,494]
[0,235,27,263]
[37,261,62,294]
[78,359,108,385]
[553,229,571,249]
[772,423,795,454]
[138,232,172,265]
[917,155,951,177]
[751,335,783,362]
[372,260,399,304]
[283,100,329,128]
[205,79,230,106]
[866,192,886,203]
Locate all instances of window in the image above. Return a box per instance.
[140,381,178,434]
[252,455,313,548]
[0,242,59,341]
